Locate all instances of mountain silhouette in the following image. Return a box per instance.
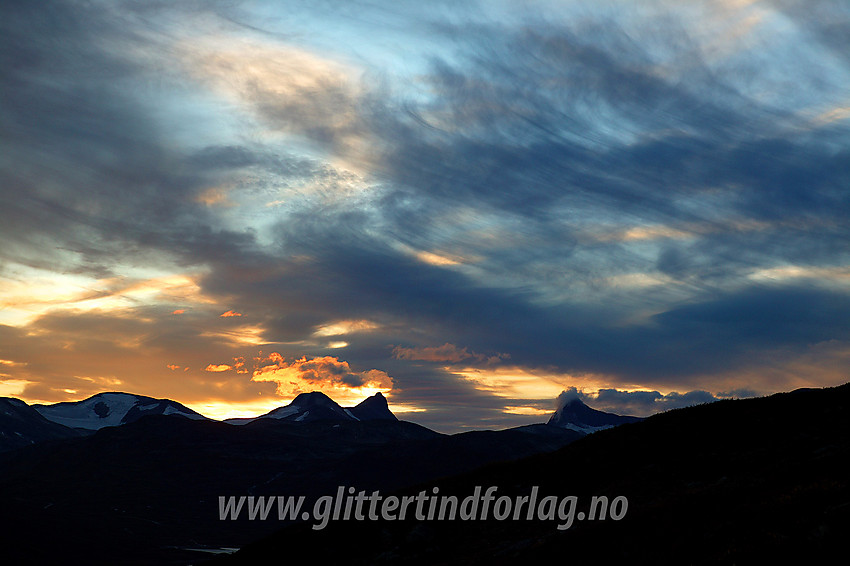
[349,392,397,421]
[0,397,82,452]
[547,397,642,432]
[0,392,579,565]
[223,391,398,425]
[217,384,850,566]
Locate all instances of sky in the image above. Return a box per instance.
[1,0,848,432]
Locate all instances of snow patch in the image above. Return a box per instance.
[343,409,360,421]
[557,423,614,434]
[36,393,140,430]
[267,405,300,419]
[223,418,255,426]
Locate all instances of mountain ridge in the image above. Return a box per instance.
[0,397,84,452]
[3,390,643,448]
[216,383,849,566]
[33,391,207,430]
[0,398,581,565]
[223,391,398,425]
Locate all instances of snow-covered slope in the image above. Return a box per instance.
[34,392,207,430]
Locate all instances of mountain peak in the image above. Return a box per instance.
[33,392,206,430]
[290,391,338,406]
[238,391,398,424]
[262,391,349,422]
[350,392,397,421]
[0,397,83,452]
[548,397,641,432]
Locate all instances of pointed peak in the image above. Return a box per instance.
[355,392,388,407]
[349,393,397,421]
[548,388,643,430]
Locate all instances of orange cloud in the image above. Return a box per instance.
[233,356,248,374]
[204,364,233,372]
[172,309,185,315]
[195,186,233,207]
[503,406,552,416]
[251,352,392,404]
[166,364,181,371]
[392,343,509,364]
[220,310,242,317]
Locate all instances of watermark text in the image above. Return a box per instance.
[219,486,628,530]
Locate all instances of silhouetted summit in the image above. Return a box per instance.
[547,397,642,432]
[350,392,397,421]
[219,383,849,566]
[227,391,398,424]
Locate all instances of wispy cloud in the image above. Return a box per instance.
[392,343,508,364]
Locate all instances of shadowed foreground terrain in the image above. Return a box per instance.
[212,384,849,566]
[0,414,580,565]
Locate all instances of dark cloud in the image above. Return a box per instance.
[556,386,760,418]
[201,224,850,383]
[392,343,508,364]
[594,388,719,416]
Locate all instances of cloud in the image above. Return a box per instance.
[555,386,761,417]
[195,186,234,207]
[312,319,380,337]
[178,35,369,155]
[594,388,720,415]
[0,307,280,406]
[250,352,393,402]
[220,310,243,318]
[555,387,585,409]
[392,343,508,364]
[1,0,848,431]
